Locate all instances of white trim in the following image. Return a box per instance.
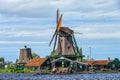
[51,57,88,65]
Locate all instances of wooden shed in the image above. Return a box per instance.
[25,58,51,70]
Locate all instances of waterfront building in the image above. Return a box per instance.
[85,59,112,71]
[51,57,88,73]
[25,58,51,71]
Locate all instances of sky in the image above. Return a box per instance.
[0,0,120,62]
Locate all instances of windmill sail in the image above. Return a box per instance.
[57,14,62,31]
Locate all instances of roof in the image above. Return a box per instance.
[84,60,94,65]
[51,57,73,63]
[25,58,47,67]
[51,57,88,65]
[76,61,88,65]
[60,27,73,35]
[84,60,112,65]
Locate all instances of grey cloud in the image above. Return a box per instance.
[0,0,119,40]
[0,0,119,20]
[0,0,55,18]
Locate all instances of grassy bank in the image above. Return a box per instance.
[0,68,33,73]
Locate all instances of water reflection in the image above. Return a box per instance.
[0,73,120,80]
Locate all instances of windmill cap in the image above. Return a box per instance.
[60,27,73,35]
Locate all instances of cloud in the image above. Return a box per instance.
[0,27,54,38]
[0,0,119,19]
[0,0,56,18]
[0,41,48,44]
[0,0,119,25]
[81,32,120,39]
[72,22,120,39]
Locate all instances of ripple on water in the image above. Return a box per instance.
[0,73,120,80]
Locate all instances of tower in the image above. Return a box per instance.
[55,27,76,56]
[17,46,33,64]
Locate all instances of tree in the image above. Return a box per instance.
[50,50,55,56]
[77,48,83,62]
[79,48,82,57]
[48,50,56,60]
[0,57,4,62]
[32,53,40,58]
[0,57,4,69]
[108,58,120,70]
[16,59,18,63]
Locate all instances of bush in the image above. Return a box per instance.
[23,69,33,73]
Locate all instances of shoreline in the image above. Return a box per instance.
[33,70,120,75]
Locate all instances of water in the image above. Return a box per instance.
[0,73,120,80]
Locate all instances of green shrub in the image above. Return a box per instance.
[23,69,33,73]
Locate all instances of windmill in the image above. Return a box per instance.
[17,46,33,64]
[49,9,84,60]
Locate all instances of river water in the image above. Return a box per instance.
[0,73,120,80]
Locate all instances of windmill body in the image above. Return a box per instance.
[55,27,76,56]
[17,46,33,66]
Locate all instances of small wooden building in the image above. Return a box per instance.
[85,60,112,71]
[25,58,51,70]
[51,57,88,73]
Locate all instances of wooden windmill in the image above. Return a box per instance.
[49,9,84,60]
[17,46,33,64]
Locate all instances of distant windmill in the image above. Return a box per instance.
[49,9,84,60]
[17,46,33,64]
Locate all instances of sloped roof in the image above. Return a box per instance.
[76,61,88,65]
[84,60,94,65]
[51,57,88,65]
[51,57,73,63]
[60,27,73,35]
[25,58,47,67]
[85,60,112,65]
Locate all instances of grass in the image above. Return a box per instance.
[0,68,33,73]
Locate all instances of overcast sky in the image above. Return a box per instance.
[0,0,120,62]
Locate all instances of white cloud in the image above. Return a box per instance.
[0,41,48,44]
[0,28,54,37]
[0,0,119,27]
[0,0,118,19]
[64,8,120,20]
[73,22,120,39]
[80,32,120,39]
